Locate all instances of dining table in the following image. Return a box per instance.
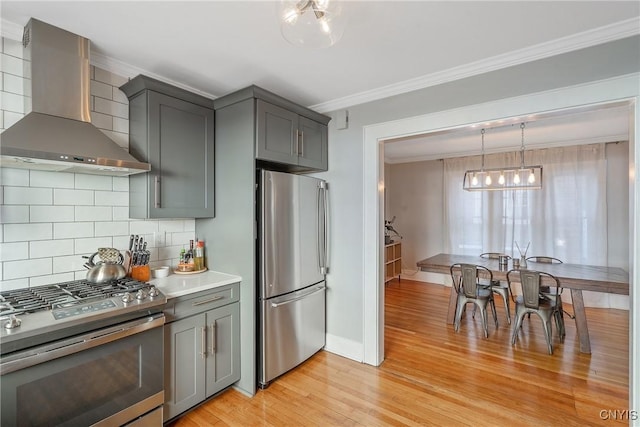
[416,253,629,354]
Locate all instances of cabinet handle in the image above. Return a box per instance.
[210,321,216,355]
[192,295,224,306]
[200,326,206,359]
[154,176,161,208]
[299,130,304,157]
[293,129,299,155]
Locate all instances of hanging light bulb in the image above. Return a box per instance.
[485,174,492,186]
[498,172,505,185]
[528,169,536,184]
[471,174,478,186]
[280,0,347,48]
[513,172,521,184]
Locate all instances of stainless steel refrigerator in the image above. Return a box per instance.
[257,169,329,389]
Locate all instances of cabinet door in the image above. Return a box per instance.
[146,91,215,218]
[256,99,299,165]
[163,314,206,421]
[205,303,241,398]
[298,116,328,171]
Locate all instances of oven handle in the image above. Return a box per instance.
[0,313,165,375]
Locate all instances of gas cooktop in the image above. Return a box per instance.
[0,278,167,355]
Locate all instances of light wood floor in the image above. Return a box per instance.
[169,279,629,426]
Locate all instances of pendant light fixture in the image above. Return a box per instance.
[463,123,543,191]
[280,0,347,48]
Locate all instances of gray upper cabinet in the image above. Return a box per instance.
[215,85,330,172]
[120,75,215,218]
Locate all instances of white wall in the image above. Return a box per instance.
[0,37,196,290]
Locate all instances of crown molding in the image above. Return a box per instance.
[90,51,218,100]
[1,19,24,41]
[310,17,640,113]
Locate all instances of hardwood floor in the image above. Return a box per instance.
[169,279,629,426]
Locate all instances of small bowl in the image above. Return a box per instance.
[151,266,171,278]
[176,263,194,272]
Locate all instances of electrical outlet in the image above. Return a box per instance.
[153,231,166,247]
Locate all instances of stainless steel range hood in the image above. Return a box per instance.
[0,19,150,176]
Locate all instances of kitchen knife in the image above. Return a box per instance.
[134,235,139,252]
[128,234,134,251]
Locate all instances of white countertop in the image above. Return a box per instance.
[150,269,242,299]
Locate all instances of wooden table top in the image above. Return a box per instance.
[417,253,629,295]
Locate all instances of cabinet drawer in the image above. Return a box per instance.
[165,283,240,321]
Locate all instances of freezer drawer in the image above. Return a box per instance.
[258,283,326,388]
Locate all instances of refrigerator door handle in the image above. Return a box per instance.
[270,286,326,308]
[318,181,329,275]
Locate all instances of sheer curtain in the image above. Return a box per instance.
[443,144,607,265]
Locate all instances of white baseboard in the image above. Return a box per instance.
[324,333,364,362]
[399,270,449,286]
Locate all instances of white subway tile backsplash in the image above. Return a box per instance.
[0,53,23,76]
[169,231,196,247]
[113,116,128,133]
[158,220,185,233]
[75,206,112,222]
[1,205,29,223]
[0,278,29,292]
[4,186,52,205]
[30,206,74,223]
[113,87,128,104]
[30,239,74,258]
[90,111,113,131]
[113,235,132,251]
[30,272,75,287]
[3,38,24,59]
[4,223,52,242]
[95,191,128,206]
[94,97,128,119]
[1,168,29,186]
[30,170,75,188]
[94,67,128,88]
[113,207,130,221]
[91,80,113,100]
[0,89,25,114]
[0,242,29,261]
[74,237,113,255]
[3,110,23,128]
[54,189,94,205]
[184,220,196,232]
[75,174,112,191]
[3,73,24,95]
[130,220,159,235]
[4,258,51,280]
[53,255,87,274]
[113,177,129,192]
[94,221,129,237]
[53,222,93,239]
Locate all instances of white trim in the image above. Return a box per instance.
[324,334,363,362]
[362,72,639,408]
[310,18,640,113]
[1,19,23,41]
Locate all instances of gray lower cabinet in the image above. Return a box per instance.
[163,284,240,422]
[120,75,215,218]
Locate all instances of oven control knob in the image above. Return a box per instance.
[4,315,22,329]
[121,292,134,304]
[136,289,147,301]
[148,286,160,298]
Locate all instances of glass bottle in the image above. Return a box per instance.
[194,240,205,271]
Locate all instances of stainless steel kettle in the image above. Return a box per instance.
[84,250,126,283]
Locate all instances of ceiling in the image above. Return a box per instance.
[1,1,638,162]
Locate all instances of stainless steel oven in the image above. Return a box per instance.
[0,279,167,426]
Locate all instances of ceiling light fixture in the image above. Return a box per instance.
[463,123,543,191]
[280,0,346,48]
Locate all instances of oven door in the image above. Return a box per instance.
[1,313,164,427]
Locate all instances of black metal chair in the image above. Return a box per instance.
[525,256,574,320]
[479,252,512,324]
[450,263,498,338]
[507,269,565,354]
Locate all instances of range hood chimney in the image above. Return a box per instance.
[0,18,150,176]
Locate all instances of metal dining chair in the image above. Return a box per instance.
[479,252,512,324]
[450,263,498,338]
[525,255,574,320]
[507,269,565,354]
